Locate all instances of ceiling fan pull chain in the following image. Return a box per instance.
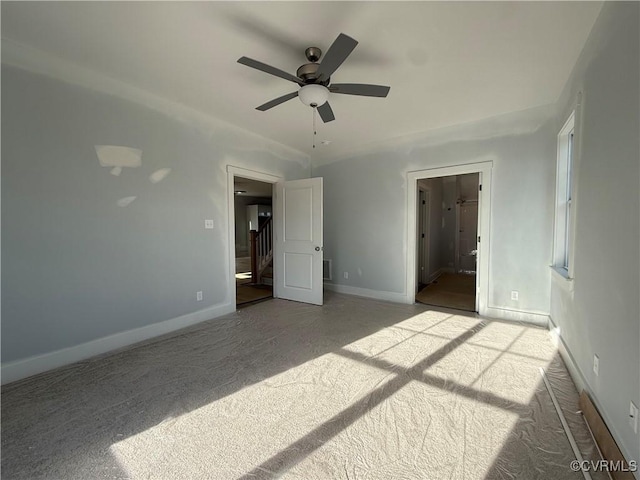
[312,106,317,149]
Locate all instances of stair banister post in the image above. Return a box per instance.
[250,229,258,284]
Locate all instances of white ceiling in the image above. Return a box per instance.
[1,1,602,161]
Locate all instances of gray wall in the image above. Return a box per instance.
[1,66,308,363]
[550,2,639,463]
[314,104,556,315]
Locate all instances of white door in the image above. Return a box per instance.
[417,189,430,285]
[458,203,479,273]
[274,177,323,305]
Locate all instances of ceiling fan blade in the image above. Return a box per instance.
[238,57,302,85]
[256,91,299,111]
[316,33,358,81]
[329,83,390,97]
[317,102,335,123]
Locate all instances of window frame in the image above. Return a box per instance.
[553,111,576,279]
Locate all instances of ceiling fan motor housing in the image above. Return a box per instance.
[296,62,330,85]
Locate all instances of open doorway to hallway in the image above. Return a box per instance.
[415,173,479,312]
[233,176,274,307]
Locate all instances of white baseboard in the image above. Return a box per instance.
[427,268,445,284]
[547,317,586,392]
[324,283,410,304]
[1,302,236,385]
[484,306,550,326]
[547,317,638,473]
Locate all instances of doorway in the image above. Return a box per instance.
[233,176,274,307]
[227,167,325,308]
[406,162,492,314]
[227,166,282,309]
[414,174,479,312]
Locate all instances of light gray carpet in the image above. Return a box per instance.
[1,293,606,479]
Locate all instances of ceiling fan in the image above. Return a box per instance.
[238,33,390,123]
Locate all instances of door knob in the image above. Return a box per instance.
[315,246,321,251]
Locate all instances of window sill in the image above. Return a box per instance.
[551,266,574,293]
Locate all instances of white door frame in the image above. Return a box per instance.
[406,161,492,314]
[227,166,283,307]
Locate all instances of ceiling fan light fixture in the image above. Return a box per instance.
[298,84,329,107]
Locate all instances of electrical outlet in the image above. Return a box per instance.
[343,272,348,280]
[196,291,203,301]
[511,290,519,301]
[630,402,638,434]
[593,354,599,376]
[204,219,214,229]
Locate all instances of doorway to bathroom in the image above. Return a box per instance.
[415,173,479,312]
[407,162,492,314]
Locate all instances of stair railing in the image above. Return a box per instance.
[250,215,273,284]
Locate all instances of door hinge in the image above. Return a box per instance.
[422,200,426,205]
[479,184,482,191]
[477,236,481,243]
[421,233,425,238]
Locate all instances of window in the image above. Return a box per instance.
[553,112,575,276]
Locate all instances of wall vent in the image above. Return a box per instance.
[323,259,332,281]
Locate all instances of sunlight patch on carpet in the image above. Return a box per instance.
[109,349,389,479]
[110,312,562,480]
